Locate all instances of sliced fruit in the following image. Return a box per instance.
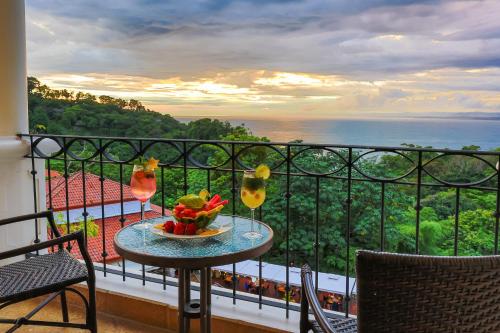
[133,170,146,178]
[146,157,159,171]
[174,204,185,213]
[144,170,155,178]
[199,189,210,201]
[218,199,229,207]
[255,164,270,180]
[182,208,197,218]
[177,194,206,209]
[207,204,225,215]
[199,230,219,236]
[195,210,209,218]
[207,194,221,206]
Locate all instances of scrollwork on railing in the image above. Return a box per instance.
[421,152,498,187]
[351,149,417,182]
[23,134,500,191]
[234,143,287,171]
[186,142,231,169]
[290,146,348,177]
[140,140,183,166]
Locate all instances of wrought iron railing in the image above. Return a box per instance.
[20,133,500,318]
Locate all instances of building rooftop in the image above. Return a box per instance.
[46,171,137,210]
[46,171,169,262]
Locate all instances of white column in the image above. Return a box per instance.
[0,0,29,136]
[0,0,46,264]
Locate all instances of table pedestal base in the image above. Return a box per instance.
[178,267,212,333]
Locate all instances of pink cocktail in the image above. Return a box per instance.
[131,164,157,229]
[131,169,157,202]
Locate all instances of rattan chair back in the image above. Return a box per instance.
[357,250,500,333]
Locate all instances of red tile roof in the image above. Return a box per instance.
[64,205,168,263]
[46,171,172,262]
[46,171,136,210]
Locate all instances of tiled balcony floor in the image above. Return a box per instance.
[0,297,174,333]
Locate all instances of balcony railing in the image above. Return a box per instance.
[20,133,500,319]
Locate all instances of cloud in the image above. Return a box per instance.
[36,66,500,119]
[27,0,500,76]
[25,0,500,117]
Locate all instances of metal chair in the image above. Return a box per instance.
[300,264,356,333]
[0,211,97,332]
[301,250,500,333]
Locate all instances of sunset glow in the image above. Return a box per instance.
[26,0,500,119]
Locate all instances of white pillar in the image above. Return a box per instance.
[0,0,29,136]
[0,0,46,264]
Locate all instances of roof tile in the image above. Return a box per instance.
[63,205,168,263]
[46,171,136,210]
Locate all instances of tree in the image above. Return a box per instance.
[28,76,500,276]
[28,76,41,94]
[128,99,145,111]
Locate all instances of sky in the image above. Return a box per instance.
[26,0,500,119]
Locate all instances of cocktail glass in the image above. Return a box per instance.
[131,164,157,230]
[240,170,265,239]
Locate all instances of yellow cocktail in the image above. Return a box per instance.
[241,180,266,209]
[240,165,269,239]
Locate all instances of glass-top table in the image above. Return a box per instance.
[114,215,273,333]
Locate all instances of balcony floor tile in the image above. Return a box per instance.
[0,297,174,333]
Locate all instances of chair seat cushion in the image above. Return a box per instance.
[311,317,358,333]
[0,250,88,302]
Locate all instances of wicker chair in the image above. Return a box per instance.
[0,211,97,332]
[301,250,500,333]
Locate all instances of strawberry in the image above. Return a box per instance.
[163,220,175,233]
[173,223,186,235]
[185,223,197,235]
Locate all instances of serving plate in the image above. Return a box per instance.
[150,220,233,240]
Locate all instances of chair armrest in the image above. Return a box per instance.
[301,264,336,333]
[0,210,61,238]
[0,231,84,261]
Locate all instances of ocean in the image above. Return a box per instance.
[177,117,500,150]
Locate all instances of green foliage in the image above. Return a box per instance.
[30,77,500,277]
[27,77,243,140]
[55,212,99,237]
[451,209,495,256]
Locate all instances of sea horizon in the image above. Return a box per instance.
[176,115,500,150]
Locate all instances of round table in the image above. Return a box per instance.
[114,215,273,333]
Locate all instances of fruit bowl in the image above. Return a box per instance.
[173,204,224,229]
[159,190,229,236]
